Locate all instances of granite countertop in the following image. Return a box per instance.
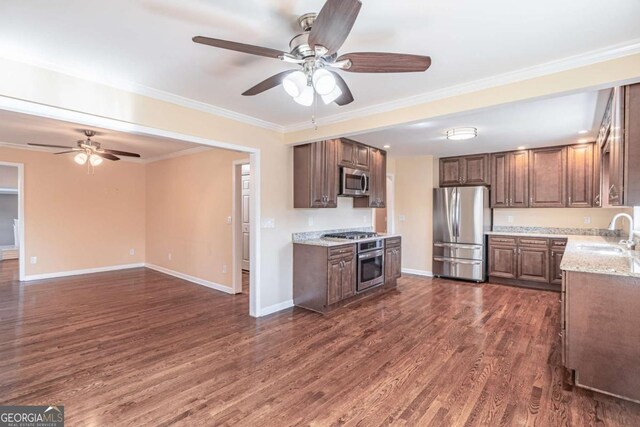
[294,233,402,247]
[560,236,640,278]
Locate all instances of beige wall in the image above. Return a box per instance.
[0,147,146,277]
[393,156,437,274]
[145,148,247,289]
[493,207,633,231]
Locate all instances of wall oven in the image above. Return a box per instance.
[357,239,385,292]
[341,167,369,197]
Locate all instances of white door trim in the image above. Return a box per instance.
[0,95,263,317]
[232,159,250,294]
[386,173,395,234]
[0,161,24,281]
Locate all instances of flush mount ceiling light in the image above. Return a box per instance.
[383,144,391,149]
[446,127,478,141]
[578,130,589,134]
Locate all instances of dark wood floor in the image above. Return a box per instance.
[1,260,639,426]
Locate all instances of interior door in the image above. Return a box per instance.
[455,187,487,245]
[241,164,250,271]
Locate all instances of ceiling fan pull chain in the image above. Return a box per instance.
[311,92,318,131]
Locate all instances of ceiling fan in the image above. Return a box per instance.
[28,130,141,167]
[192,0,432,107]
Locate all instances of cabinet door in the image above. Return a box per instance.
[369,149,386,207]
[489,245,517,279]
[491,153,510,207]
[393,247,402,279]
[510,150,530,208]
[323,139,339,208]
[567,144,593,207]
[338,139,355,167]
[327,258,343,305]
[517,247,550,283]
[341,255,356,299]
[309,142,327,208]
[593,142,602,207]
[608,87,626,206]
[440,157,463,187]
[464,154,489,185]
[550,249,565,285]
[529,147,567,207]
[354,144,370,170]
[385,247,395,284]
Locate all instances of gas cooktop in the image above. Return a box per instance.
[323,231,379,240]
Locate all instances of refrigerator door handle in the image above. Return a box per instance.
[454,187,461,239]
[433,257,483,266]
[434,242,483,250]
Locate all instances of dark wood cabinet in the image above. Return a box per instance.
[593,141,603,207]
[488,235,566,289]
[338,138,370,170]
[529,146,567,208]
[327,251,355,305]
[490,150,529,208]
[294,139,339,208]
[567,144,593,207]
[385,237,402,285]
[354,148,387,208]
[440,154,489,187]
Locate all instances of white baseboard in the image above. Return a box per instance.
[401,268,434,277]
[144,263,234,295]
[259,299,294,317]
[23,263,145,282]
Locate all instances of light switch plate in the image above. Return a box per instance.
[227,216,232,224]
[262,218,275,229]
[399,215,406,222]
[30,256,37,265]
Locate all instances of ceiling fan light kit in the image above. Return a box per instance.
[192,0,432,111]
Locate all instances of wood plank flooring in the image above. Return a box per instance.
[1,260,639,426]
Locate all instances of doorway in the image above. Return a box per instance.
[0,162,23,281]
[233,159,251,294]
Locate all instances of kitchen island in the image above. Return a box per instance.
[560,236,640,403]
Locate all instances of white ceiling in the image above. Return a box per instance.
[0,109,205,160]
[0,0,638,127]
[355,89,610,157]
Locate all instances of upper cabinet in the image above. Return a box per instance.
[339,138,370,171]
[439,154,489,187]
[529,146,567,208]
[295,139,386,209]
[294,139,339,208]
[567,144,593,208]
[490,150,529,208]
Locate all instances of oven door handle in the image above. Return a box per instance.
[359,250,384,260]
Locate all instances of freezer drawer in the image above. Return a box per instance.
[433,256,485,282]
[433,242,484,261]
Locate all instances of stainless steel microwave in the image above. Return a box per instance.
[341,167,369,197]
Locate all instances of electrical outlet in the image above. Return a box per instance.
[584,216,591,224]
[399,214,406,222]
[363,215,368,224]
[129,248,135,256]
[30,256,37,265]
[222,264,227,274]
[168,253,172,261]
[507,215,514,223]
[308,216,314,226]
[226,216,232,224]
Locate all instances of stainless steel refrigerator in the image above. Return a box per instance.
[433,187,491,282]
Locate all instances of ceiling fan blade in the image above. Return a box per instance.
[192,36,286,59]
[54,150,80,155]
[308,0,362,56]
[101,148,141,158]
[95,152,120,161]
[242,70,294,96]
[337,52,432,73]
[28,143,75,149]
[330,72,354,106]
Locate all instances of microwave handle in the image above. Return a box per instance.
[361,174,368,192]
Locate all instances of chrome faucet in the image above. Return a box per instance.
[609,213,636,249]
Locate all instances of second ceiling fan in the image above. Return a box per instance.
[193,0,432,107]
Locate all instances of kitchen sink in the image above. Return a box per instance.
[576,244,627,255]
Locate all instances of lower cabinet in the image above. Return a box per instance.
[293,237,400,314]
[488,235,566,290]
[385,237,402,285]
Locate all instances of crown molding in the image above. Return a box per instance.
[0,54,285,133]
[282,38,640,133]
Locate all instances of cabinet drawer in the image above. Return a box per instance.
[386,237,401,247]
[518,237,549,247]
[551,238,568,248]
[328,245,355,258]
[488,236,517,246]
